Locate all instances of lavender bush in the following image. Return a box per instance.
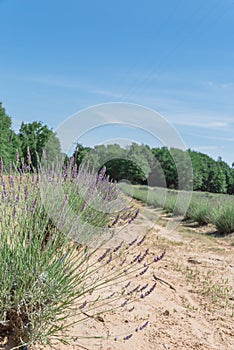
[0,156,164,349]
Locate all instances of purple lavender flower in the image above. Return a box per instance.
[98,248,111,262]
[137,234,146,246]
[128,208,140,223]
[107,292,115,299]
[113,240,123,252]
[140,283,149,292]
[106,253,112,264]
[154,251,166,262]
[0,157,4,174]
[72,164,78,178]
[24,185,29,201]
[139,265,149,276]
[109,214,120,227]
[140,283,157,299]
[145,283,157,296]
[120,257,126,266]
[128,237,138,247]
[138,248,150,263]
[124,281,131,288]
[1,176,7,200]
[30,198,37,214]
[121,300,128,307]
[127,284,140,295]
[13,206,17,219]
[123,333,133,341]
[128,306,134,312]
[79,301,87,310]
[139,321,149,331]
[97,166,106,182]
[131,253,141,264]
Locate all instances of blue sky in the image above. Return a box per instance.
[0,0,234,165]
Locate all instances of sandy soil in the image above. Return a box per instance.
[1,204,234,350]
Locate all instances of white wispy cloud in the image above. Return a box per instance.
[173,120,228,128]
[18,74,234,134]
[195,145,224,151]
[205,80,234,90]
[93,89,125,99]
[22,75,89,90]
[184,131,234,142]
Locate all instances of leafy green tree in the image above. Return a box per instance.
[19,121,61,169]
[188,150,228,193]
[151,147,177,188]
[217,157,233,194]
[229,169,234,194]
[170,148,193,190]
[207,164,227,193]
[72,142,233,194]
[0,102,21,169]
[188,150,204,190]
[73,143,154,184]
[73,143,92,168]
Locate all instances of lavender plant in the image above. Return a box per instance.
[121,183,234,235]
[211,201,234,234]
[0,156,165,349]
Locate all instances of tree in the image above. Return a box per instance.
[19,121,61,169]
[151,147,177,188]
[72,142,234,194]
[73,143,92,168]
[0,102,21,169]
[208,165,227,193]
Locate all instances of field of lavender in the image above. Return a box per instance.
[120,183,234,235]
[0,160,164,349]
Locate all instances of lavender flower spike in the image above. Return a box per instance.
[139,321,149,331]
[124,333,133,341]
[154,251,166,262]
[97,166,106,181]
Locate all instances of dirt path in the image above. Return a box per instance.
[1,204,234,350]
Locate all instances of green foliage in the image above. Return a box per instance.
[74,143,234,195]
[74,143,154,185]
[188,150,229,193]
[163,193,177,213]
[186,199,211,224]
[0,102,62,173]
[19,121,61,170]
[210,201,234,234]
[151,147,177,189]
[73,143,92,167]
[0,103,21,169]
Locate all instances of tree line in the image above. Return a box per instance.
[1,101,233,194]
[73,143,234,195]
[0,102,61,171]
